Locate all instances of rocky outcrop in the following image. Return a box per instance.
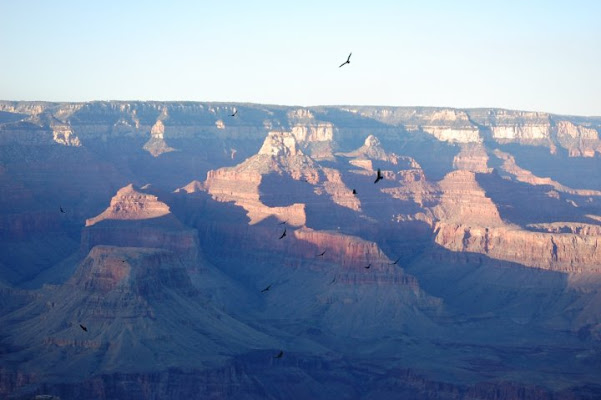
[2,101,601,158]
[528,222,601,236]
[82,184,199,259]
[202,130,358,224]
[338,134,416,167]
[85,184,172,225]
[0,245,278,397]
[555,120,600,157]
[51,123,81,147]
[433,171,504,226]
[434,223,601,272]
[143,118,176,157]
[452,144,491,173]
[2,101,601,399]
[287,108,336,144]
[420,109,481,143]
[493,149,601,196]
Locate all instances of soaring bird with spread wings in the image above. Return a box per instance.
[374,168,383,184]
[339,52,352,68]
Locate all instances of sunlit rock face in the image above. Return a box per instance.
[82,184,199,260]
[1,101,601,399]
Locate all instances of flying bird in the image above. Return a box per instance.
[60,206,66,214]
[278,220,287,225]
[389,257,401,265]
[339,52,352,68]
[261,284,272,293]
[274,350,284,358]
[279,229,286,239]
[374,168,383,184]
[352,189,357,195]
[230,109,237,117]
[329,277,336,285]
[364,264,371,269]
[317,250,326,257]
[79,324,88,332]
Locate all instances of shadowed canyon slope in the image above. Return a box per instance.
[1,101,601,399]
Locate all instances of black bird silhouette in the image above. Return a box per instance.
[339,52,352,68]
[230,109,237,117]
[60,206,66,214]
[79,324,88,332]
[389,257,401,265]
[274,350,284,358]
[352,189,357,195]
[279,228,286,239]
[317,250,326,257]
[278,220,287,225]
[329,277,336,285]
[261,284,272,293]
[374,168,383,184]
[121,260,126,263]
[364,263,371,269]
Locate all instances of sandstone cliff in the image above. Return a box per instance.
[2,101,601,399]
[2,101,600,157]
[81,184,199,260]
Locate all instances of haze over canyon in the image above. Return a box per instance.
[1,101,601,399]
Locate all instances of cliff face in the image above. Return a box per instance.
[81,184,199,260]
[433,223,601,272]
[2,101,601,399]
[1,101,599,155]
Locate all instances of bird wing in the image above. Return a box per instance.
[339,61,347,68]
[347,52,352,61]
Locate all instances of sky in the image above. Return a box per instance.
[1,0,600,115]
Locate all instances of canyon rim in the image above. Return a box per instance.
[1,101,601,399]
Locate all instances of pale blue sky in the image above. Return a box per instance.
[1,0,600,115]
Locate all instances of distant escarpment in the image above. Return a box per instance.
[1,101,600,157]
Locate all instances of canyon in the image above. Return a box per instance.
[1,101,601,399]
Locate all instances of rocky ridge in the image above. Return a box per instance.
[1,101,601,399]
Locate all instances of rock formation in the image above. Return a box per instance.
[0,245,278,396]
[1,101,601,399]
[82,184,199,260]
